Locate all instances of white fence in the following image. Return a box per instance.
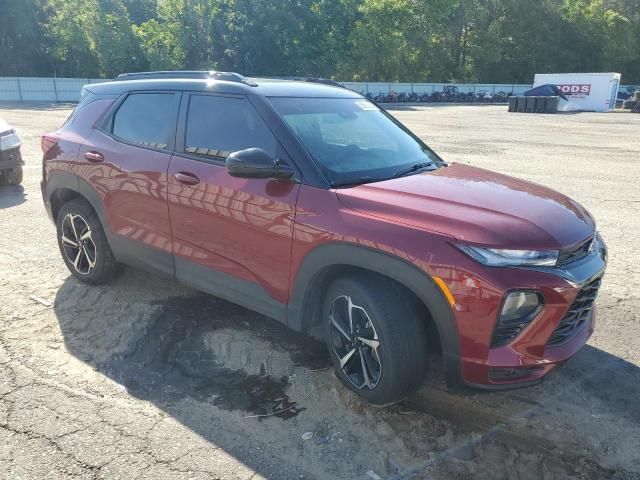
[0,76,638,103]
[0,77,104,102]
[341,82,534,95]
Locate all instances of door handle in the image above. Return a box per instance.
[174,171,200,186]
[84,151,104,163]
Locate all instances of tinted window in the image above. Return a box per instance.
[112,93,178,149]
[184,95,277,160]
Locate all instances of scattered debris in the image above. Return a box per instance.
[366,470,382,480]
[29,294,52,308]
[301,431,314,441]
[244,403,299,419]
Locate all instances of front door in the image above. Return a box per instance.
[167,93,300,318]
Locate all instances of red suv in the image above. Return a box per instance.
[41,71,607,405]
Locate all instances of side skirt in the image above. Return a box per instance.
[173,256,288,324]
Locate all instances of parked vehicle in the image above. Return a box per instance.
[364,87,510,104]
[41,71,607,405]
[0,118,24,185]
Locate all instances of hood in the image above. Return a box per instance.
[336,163,594,249]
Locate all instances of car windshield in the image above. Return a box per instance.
[269,97,441,187]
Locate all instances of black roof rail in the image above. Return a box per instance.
[258,76,347,89]
[298,77,346,88]
[114,71,258,86]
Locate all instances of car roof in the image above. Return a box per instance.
[84,73,362,99]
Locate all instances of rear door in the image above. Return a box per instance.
[167,93,300,317]
[82,91,180,275]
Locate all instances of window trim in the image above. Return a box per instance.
[100,90,182,154]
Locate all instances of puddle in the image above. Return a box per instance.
[102,294,329,419]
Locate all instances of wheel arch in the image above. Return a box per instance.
[45,172,110,232]
[287,242,464,389]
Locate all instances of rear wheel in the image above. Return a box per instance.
[56,199,119,284]
[323,274,429,405]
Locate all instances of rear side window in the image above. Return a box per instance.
[64,90,107,127]
[184,95,276,160]
[111,93,178,149]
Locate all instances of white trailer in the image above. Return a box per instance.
[533,72,621,112]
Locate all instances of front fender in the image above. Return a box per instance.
[287,242,464,389]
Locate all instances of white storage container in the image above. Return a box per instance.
[533,72,621,112]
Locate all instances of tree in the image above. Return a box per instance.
[47,0,144,77]
[0,0,52,76]
[1,0,639,82]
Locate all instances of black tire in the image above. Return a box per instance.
[323,274,429,405]
[525,96,536,113]
[7,166,23,185]
[56,199,119,284]
[545,96,560,114]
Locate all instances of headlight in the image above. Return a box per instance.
[457,244,558,267]
[0,129,21,151]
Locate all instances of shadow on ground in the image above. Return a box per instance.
[0,185,26,209]
[52,268,640,480]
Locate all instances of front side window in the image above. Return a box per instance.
[184,95,277,160]
[112,93,178,149]
[269,97,441,186]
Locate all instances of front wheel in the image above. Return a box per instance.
[323,274,429,405]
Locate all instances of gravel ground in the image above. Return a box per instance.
[0,103,639,480]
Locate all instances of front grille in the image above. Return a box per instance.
[557,236,593,266]
[547,277,601,347]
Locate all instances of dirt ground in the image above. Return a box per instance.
[0,103,639,480]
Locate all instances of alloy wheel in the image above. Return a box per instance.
[328,295,382,390]
[60,213,97,275]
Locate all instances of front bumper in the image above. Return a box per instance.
[0,147,23,170]
[453,241,606,389]
[463,308,595,390]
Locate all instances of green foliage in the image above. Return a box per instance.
[0,0,53,75]
[0,0,638,82]
[45,0,144,77]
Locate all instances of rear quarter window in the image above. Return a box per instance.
[63,90,103,127]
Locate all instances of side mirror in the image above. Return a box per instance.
[225,148,295,180]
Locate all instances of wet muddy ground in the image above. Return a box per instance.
[1,103,639,479]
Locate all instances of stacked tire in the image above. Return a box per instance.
[628,90,640,113]
[508,96,559,114]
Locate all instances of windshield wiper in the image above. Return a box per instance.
[330,176,383,188]
[390,162,435,179]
